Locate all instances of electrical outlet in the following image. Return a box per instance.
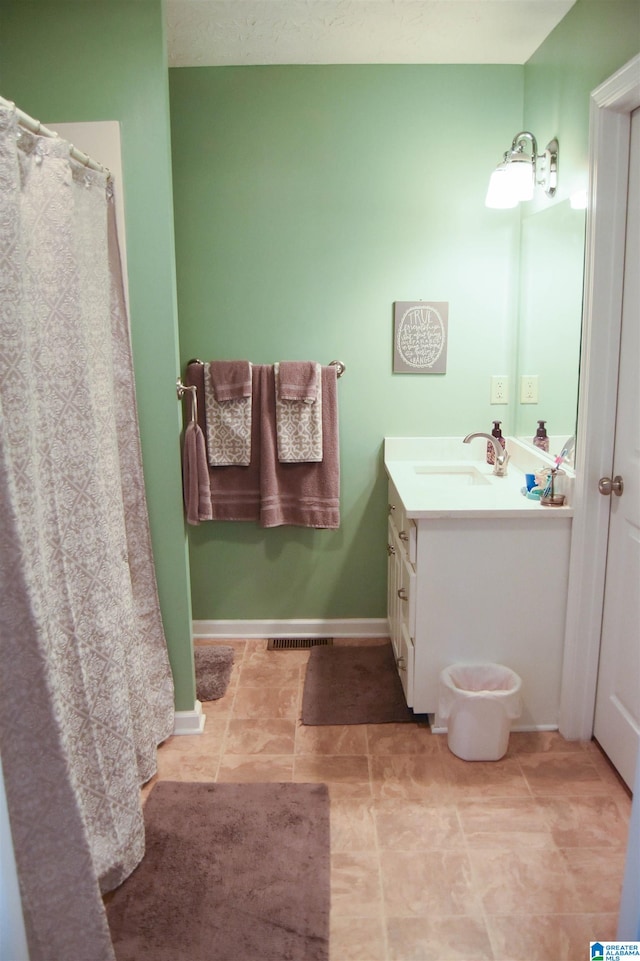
[490,375,509,404]
[520,375,539,404]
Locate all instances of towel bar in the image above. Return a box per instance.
[177,359,345,422]
[182,359,345,378]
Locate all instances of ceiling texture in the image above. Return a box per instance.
[166,0,576,67]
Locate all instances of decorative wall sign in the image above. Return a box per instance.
[393,301,448,374]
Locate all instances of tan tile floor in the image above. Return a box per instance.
[144,638,632,961]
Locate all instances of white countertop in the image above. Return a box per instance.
[384,436,574,519]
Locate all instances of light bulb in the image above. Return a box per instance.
[570,189,588,209]
[485,164,519,209]
[505,154,534,201]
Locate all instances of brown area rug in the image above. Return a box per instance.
[194,644,234,701]
[301,642,414,725]
[107,781,330,961]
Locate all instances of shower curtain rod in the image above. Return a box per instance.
[0,95,111,177]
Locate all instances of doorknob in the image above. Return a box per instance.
[598,475,624,496]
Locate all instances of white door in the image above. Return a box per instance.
[592,107,640,790]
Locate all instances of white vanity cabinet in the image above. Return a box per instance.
[385,438,574,731]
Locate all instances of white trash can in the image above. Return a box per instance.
[438,663,522,761]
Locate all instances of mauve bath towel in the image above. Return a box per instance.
[260,364,339,528]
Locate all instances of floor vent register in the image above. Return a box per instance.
[267,638,334,651]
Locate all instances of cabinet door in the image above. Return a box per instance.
[398,622,415,707]
[387,518,401,658]
[397,521,417,566]
[397,543,416,640]
[388,481,417,565]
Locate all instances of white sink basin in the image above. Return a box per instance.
[414,464,491,487]
[384,437,573,519]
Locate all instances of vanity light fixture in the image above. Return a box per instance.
[485,131,558,209]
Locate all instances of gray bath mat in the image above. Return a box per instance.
[194,645,234,701]
[301,642,414,725]
[107,781,330,961]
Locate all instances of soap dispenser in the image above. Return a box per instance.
[533,420,549,453]
[487,420,506,465]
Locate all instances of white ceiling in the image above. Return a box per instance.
[166,0,577,67]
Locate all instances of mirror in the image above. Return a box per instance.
[514,199,586,460]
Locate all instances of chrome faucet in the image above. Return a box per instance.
[463,432,510,476]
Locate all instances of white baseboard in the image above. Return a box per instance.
[173,700,205,735]
[192,618,389,640]
[430,722,559,735]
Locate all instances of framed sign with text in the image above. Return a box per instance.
[393,301,448,374]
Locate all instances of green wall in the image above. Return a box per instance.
[170,65,524,619]
[3,0,635,637]
[0,1,196,710]
[514,0,639,442]
[524,0,640,207]
[170,1,638,623]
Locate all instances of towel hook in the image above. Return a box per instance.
[176,378,198,424]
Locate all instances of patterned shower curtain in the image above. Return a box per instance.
[0,104,175,960]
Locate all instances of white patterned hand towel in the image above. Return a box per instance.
[274,362,322,463]
[204,361,252,466]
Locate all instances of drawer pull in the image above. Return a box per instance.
[398,530,409,542]
[397,588,408,601]
[387,543,396,556]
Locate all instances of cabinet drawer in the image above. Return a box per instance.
[387,480,416,565]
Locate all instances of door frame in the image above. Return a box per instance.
[560,54,640,740]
